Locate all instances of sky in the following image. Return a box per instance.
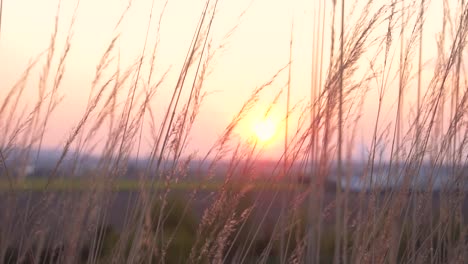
[0,0,462,161]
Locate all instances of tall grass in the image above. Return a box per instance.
[0,0,467,263]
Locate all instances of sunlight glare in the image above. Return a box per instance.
[253,118,277,143]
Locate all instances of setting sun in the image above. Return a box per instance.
[253,118,277,143]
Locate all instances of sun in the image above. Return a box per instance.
[253,118,277,143]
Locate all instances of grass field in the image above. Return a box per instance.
[1,0,467,263]
[0,178,307,191]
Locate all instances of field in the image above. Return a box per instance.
[1,0,467,263]
[0,176,466,263]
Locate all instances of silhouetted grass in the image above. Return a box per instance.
[0,0,467,263]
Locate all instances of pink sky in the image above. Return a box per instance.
[0,0,458,160]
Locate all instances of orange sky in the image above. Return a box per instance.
[0,0,460,160]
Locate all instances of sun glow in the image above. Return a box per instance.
[253,118,277,143]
